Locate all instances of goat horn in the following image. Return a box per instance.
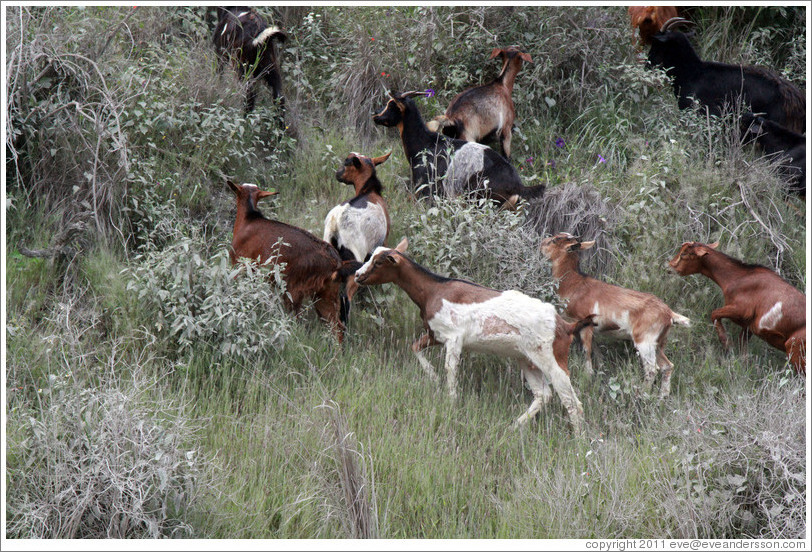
[401,90,429,99]
[660,17,694,33]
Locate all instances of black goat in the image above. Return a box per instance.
[742,113,806,197]
[372,90,545,208]
[213,6,287,114]
[648,18,805,134]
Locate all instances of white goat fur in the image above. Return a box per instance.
[323,201,388,263]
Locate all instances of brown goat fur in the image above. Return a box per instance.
[541,232,690,398]
[228,180,350,342]
[628,6,679,48]
[429,47,532,160]
[668,241,806,374]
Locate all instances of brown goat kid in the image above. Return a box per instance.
[428,47,532,160]
[628,6,679,48]
[669,241,806,374]
[541,233,690,398]
[228,181,358,343]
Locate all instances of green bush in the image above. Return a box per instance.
[404,195,557,301]
[126,233,293,361]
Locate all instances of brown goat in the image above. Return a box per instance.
[428,47,532,160]
[668,241,806,374]
[541,233,690,398]
[628,6,679,48]
[228,181,357,343]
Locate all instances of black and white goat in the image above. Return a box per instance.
[213,6,287,114]
[372,90,545,208]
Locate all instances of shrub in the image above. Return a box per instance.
[5,367,212,538]
[403,195,557,301]
[656,375,806,538]
[125,233,294,362]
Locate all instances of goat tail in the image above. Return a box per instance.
[336,260,363,282]
[671,312,691,327]
[518,183,546,201]
[572,314,598,335]
[252,25,287,47]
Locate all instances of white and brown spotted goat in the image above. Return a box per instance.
[355,238,594,433]
[541,233,690,398]
[428,47,532,160]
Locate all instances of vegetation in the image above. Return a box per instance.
[5,5,806,539]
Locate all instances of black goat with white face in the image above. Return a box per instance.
[647,18,805,134]
[742,113,806,197]
[213,6,286,114]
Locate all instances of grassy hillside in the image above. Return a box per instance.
[4,5,807,539]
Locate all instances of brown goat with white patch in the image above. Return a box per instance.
[355,238,594,433]
[541,233,690,398]
[628,6,679,48]
[428,47,532,160]
[668,241,806,374]
[228,181,358,343]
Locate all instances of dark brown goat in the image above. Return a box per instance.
[669,241,806,374]
[213,7,287,114]
[228,181,357,343]
[427,47,532,160]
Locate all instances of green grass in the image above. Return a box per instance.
[5,4,805,540]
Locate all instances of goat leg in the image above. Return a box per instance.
[443,339,463,399]
[710,305,742,350]
[411,333,440,383]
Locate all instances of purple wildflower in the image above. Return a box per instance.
[598,154,606,163]
[425,88,435,98]
[555,137,565,148]
[525,156,534,165]
[547,159,556,169]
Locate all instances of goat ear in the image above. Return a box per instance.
[257,190,278,201]
[372,151,392,166]
[579,240,596,250]
[706,242,719,250]
[394,237,408,253]
[489,48,503,59]
[352,157,363,169]
[227,180,239,193]
[519,52,533,63]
